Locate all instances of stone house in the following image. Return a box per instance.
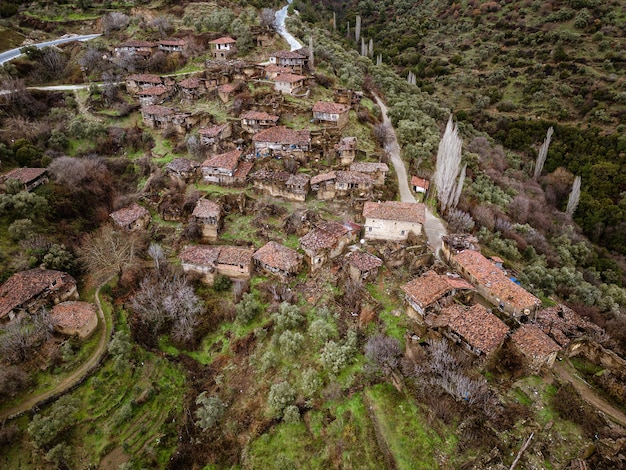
[158,38,187,53]
[363,201,426,241]
[50,301,98,339]
[401,270,474,320]
[178,77,207,100]
[310,171,373,200]
[115,40,156,57]
[253,241,303,279]
[252,126,311,157]
[250,169,310,202]
[335,137,357,165]
[137,86,171,106]
[511,324,561,371]
[411,176,430,196]
[191,199,221,241]
[264,64,292,80]
[125,74,163,94]
[0,269,78,323]
[217,83,238,103]
[430,304,509,357]
[273,73,307,95]
[179,245,253,284]
[209,37,237,59]
[198,123,232,147]
[269,50,309,73]
[201,149,240,185]
[241,110,279,133]
[109,203,151,231]
[344,251,383,282]
[312,101,350,128]
[299,221,360,271]
[349,162,389,187]
[1,167,48,191]
[534,304,604,348]
[141,105,174,128]
[165,158,200,184]
[446,248,541,319]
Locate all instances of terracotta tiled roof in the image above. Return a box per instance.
[202,150,241,172]
[217,246,254,266]
[363,201,426,224]
[511,324,560,360]
[0,269,76,319]
[411,176,430,190]
[160,38,186,46]
[119,40,155,48]
[265,64,292,74]
[273,73,306,83]
[198,123,229,138]
[310,171,336,185]
[166,158,200,174]
[335,170,373,185]
[253,241,302,272]
[535,305,602,347]
[142,105,174,116]
[441,304,509,355]
[402,270,473,309]
[350,162,389,173]
[241,110,279,122]
[126,73,162,83]
[287,173,310,186]
[110,203,149,227]
[252,126,310,145]
[210,36,236,44]
[300,221,359,253]
[271,50,307,59]
[335,136,357,151]
[250,168,290,183]
[218,83,237,93]
[454,250,540,312]
[180,245,221,266]
[192,199,221,219]
[178,77,202,89]
[2,167,47,184]
[313,101,350,114]
[50,301,97,330]
[234,161,254,179]
[345,251,382,271]
[137,85,168,96]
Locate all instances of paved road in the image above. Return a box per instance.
[0,34,101,65]
[373,94,447,257]
[0,278,113,421]
[274,0,303,51]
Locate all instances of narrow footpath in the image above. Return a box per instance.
[373,94,447,257]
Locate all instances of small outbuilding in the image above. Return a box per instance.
[50,301,98,339]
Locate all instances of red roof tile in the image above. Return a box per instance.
[198,123,229,138]
[50,301,97,331]
[441,304,509,355]
[310,171,336,185]
[210,37,237,45]
[313,101,349,114]
[218,83,237,93]
[202,150,241,172]
[273,73,306,84]
[511,324,560,360]
[234,161,254,179]
[192,199,221,218]
[2,167,47,184]
[137,85,168,96]
[300,221,359,253]
[265,64,292,74]
[402,270,473,308]
[241,110,279,122]
[534,304,603,347]
[363,201,426,224]
[142,105,174,116]
[345,251,382,271]
[109,203,149,227]
[160,38,186,46]
[217,246,253,266]
[335,170,373,185]
[178,77,202,89]
[252,126,310,145]
[253,241,302,272]
[271,50,307,59]
[411,176,430,190]
[180,245,221,266]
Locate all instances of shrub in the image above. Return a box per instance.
[300,368,322,398]
[271,302,305,332]
[236,292,262,324]
[213,274,232,292]
[268,381,295,418]
[195,392,226,431]
[282,405,300,424]
[320,330,357,375]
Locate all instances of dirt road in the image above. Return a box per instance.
[373,94,447,257]
[0,280,113,421]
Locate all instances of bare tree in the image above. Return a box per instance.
[365,335,402,377]
[79,226,138,281]
[260,8,276,29]
[0,310,54,364]
[148,243,166,272]
[452,163,467,208]
[355,15,361,43]
[368,38,374,57]
[373,122,390,147]
[566,175,581,217]
[533,126,553,181]
[40,47,66,80]
[433,115,464,214]
[79,47,103,74]
[102,12,129,35]
[150,17,173,38]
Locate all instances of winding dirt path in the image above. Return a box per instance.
[0,278,113,422]
[553,358,626,428]
[373,93,448,257]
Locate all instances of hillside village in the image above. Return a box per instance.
[1,4,626,469]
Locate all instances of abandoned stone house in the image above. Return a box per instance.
[179,244,253,285]
[264,64,292,80]
[1,167,48,192]
[115,40,156,57]
[299,220,360,271]
[240,110,279,133]
[137,85,172,106]
[511,323,561,371]
[0,269,79,323]
[273,73,307,95]
[252,126,311,157]
[209,36,237,59]
[141,105,174,128]
[310,171,373,200]
[269,49,309,73]
[428,304,509,357]
[250,169,310,202]
[401,270,474,320]
[534,304,603,348]
[217,83,238,103]
[253,241,303,279]
[177,77,207,100]
[191,198,222,241]
[125,73,163,94]
[158,38,187,53]
[349,162,389,187]
[335,136,357,165]
[312,101,350,128]
[201,150,253,186]
[444,247,541,319]
[344,251,383,282]
[109,203,151,231]
[411,176,430,196]
[165,158,200,184]
[363,201,426,241]
[198,123,232,147]
[50,301,98,339]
